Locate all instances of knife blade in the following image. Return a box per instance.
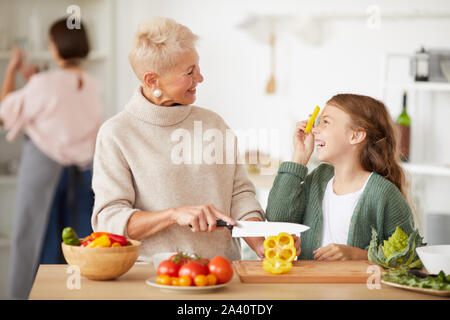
[216,220,309,237]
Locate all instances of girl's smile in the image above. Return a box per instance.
[311,105,357,164]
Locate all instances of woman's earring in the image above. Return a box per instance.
[153,89,162,98]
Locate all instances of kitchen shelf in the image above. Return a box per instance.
[402,163,450,178]
[248,162,450,188]
[383,81,450,92]
[0,50,108,61]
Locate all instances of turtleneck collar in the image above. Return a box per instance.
[125,86,192,127]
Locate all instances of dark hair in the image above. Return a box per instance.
[49,17,90,66]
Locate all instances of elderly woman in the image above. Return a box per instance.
[91,18,267,261]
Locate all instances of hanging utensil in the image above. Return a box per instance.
[265,32,276,94]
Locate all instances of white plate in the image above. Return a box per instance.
[146,276,229,293]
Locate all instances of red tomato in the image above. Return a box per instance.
[157,260,180,277]
[208,256,233,284]
[178,261,209,279]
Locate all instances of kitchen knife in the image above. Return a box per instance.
[216,220,309,237]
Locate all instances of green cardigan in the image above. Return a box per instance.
[265,161,415,260]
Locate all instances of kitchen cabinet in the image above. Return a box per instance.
[0,0,116,299]
[381,52,450,242]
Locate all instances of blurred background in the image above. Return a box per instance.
[1,0,450,299]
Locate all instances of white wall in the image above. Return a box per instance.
[115,0,450,152]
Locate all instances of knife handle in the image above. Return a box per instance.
[188,220,233,230]
[216,219,233,230]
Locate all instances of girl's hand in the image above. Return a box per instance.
[292,117,315,165]
[313,244,368,261]
[292,234,301,257]
[171,204,237,232]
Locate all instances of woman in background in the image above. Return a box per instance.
[0,18,103,299]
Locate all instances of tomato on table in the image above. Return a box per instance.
[156,274,171,286]
[157,260,180,277]
[208,256,233,284]
[178,276,192,287]
[178,261,209,279]
[169,253,193,266]
[171,277,180,286]
[194,275,208,287]
[206,274,217,286]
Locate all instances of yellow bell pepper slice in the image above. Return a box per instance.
[304,106,320,133]
[263,232,296,274]
[263,257,293,274]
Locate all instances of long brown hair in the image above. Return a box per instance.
[326,93,408,197]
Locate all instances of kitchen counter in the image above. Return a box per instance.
[29,263,447,300]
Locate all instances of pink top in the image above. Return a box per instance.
[0,69,103,167]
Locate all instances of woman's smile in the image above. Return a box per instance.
[187,86,196,95]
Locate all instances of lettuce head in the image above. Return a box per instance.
[368,226,425,269]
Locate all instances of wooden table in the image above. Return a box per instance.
[29,263,447,300]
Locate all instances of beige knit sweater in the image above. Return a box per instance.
[91,87,264,262]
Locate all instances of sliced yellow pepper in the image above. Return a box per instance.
[262,232,296,274]
[263,257,293,274]
[304,106,320,133]
[86,234,111,248]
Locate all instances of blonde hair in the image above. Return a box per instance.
[129,17,199,80]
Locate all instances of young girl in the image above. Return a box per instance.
[266,93,416,261]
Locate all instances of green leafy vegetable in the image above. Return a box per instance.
[383,269,450,291]
[368,226,425,269]
[382,226,408,260]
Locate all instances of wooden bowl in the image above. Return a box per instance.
[61,239,141,280]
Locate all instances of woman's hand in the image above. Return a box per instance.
[292,118,315,166]
[171,204,237,232]
[20,62,38,82]
[7,46,24,72]
[313,244,368,261]
[2,46,26,100]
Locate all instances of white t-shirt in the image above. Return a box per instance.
[320,173,373,247]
